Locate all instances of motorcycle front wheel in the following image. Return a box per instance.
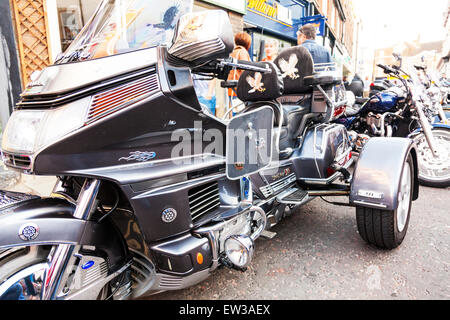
[0,246,112,300]
[413,128,450,188]
[0,246,50,300]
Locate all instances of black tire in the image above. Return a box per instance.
[356,155,414,250]
[413,128,450,188]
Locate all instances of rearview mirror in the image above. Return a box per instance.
[169,10,234,66]
[392,52,402,69]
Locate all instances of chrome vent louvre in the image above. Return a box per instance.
[159,274,184,289]
[83,261,108,287]
[169,38,226,62]
[188,182,221,222]
[2,152,32,171]
[85,72,159,125]
[260,173,296,198]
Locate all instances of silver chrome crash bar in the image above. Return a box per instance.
[194,203,267,272]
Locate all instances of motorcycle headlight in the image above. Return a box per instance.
[2,97,90,155]
[224,235,254,269]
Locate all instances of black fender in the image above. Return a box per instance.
[350,137,419,211]
[0,194,128,270]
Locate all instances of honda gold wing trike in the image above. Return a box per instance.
[0,1,419,300]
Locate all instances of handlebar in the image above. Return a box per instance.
[218,58,272,74]
[377,63,396,75]
[192,57,272,81]
[414,65,426,71]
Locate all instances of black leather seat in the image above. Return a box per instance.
[272,47,315,152]
[236,51,315,157]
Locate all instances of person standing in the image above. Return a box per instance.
[227,32,252,117]
[297,24,332,64]
[348,74,365,98]
[262,39,279,62]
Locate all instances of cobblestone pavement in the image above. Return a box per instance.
[150,185,449,300]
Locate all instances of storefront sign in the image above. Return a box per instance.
[300,15,326,37]
[247,0,294,25]
[244,0,307,41]
[200,0,247,14]
[247,0,279,20]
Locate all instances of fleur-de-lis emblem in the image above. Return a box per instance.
[278,54,299,80]
[246,72,266,94]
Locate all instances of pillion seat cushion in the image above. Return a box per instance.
[236,61,284,102]
[273,46,314,94]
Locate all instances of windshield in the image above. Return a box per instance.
[55,0,193,64]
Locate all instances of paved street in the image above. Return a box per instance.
[151,185,449,300]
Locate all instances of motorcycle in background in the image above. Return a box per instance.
[336,54,450,188]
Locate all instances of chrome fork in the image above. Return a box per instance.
[415,101,440,158]
[41,179,101,300]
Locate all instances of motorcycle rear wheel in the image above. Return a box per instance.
[413,128,450,188]
[355,155,413,250]
[0,246,50,300]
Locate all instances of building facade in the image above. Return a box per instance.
[438,0,450,76]
[309,0,356,76]
[373,40,443,79]
[243,0,311,61]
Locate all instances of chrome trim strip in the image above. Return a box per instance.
[352,200,388,209]
[259,173,296,198]
[300,156,354,185]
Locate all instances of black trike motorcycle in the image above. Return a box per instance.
[0,2,418,300]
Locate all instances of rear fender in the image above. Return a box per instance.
[0,194,128,269]
[350,137,419,211]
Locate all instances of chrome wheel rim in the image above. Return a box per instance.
[413,130,450,182]
[397,162,411,233]
[0,263,48,300]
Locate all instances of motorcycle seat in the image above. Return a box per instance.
[303,73,342,87]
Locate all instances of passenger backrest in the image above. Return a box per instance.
[236,61,284,102]
[273,46,314,94]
